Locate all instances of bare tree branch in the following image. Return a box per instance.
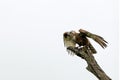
[67,47,111,80]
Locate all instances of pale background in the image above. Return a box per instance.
[0,0,119,80]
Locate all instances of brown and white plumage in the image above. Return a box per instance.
[79,29,108,48]
[63,32,76,48]
[63,29,108,54]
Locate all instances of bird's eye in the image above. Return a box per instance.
[64,33,68,38]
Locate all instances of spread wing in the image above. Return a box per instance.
[79,29,108,48]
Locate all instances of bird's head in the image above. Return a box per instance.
[63,31,77,55]
[63,31,76,40]
[63,32,70,40]
[63,31,77,48]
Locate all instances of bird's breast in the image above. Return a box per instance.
[64,40,76,48]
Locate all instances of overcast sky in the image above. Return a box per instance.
[0,0,119,80]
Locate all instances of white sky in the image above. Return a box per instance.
[0,0,119,80]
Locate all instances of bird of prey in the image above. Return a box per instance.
[63,29,108,54]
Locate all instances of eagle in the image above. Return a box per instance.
[63,29,108,54]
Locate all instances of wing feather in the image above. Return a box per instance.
[79,29,108,48]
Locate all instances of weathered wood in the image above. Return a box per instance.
[67,47,111,80]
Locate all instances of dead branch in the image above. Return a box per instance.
[67,47,111,80]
